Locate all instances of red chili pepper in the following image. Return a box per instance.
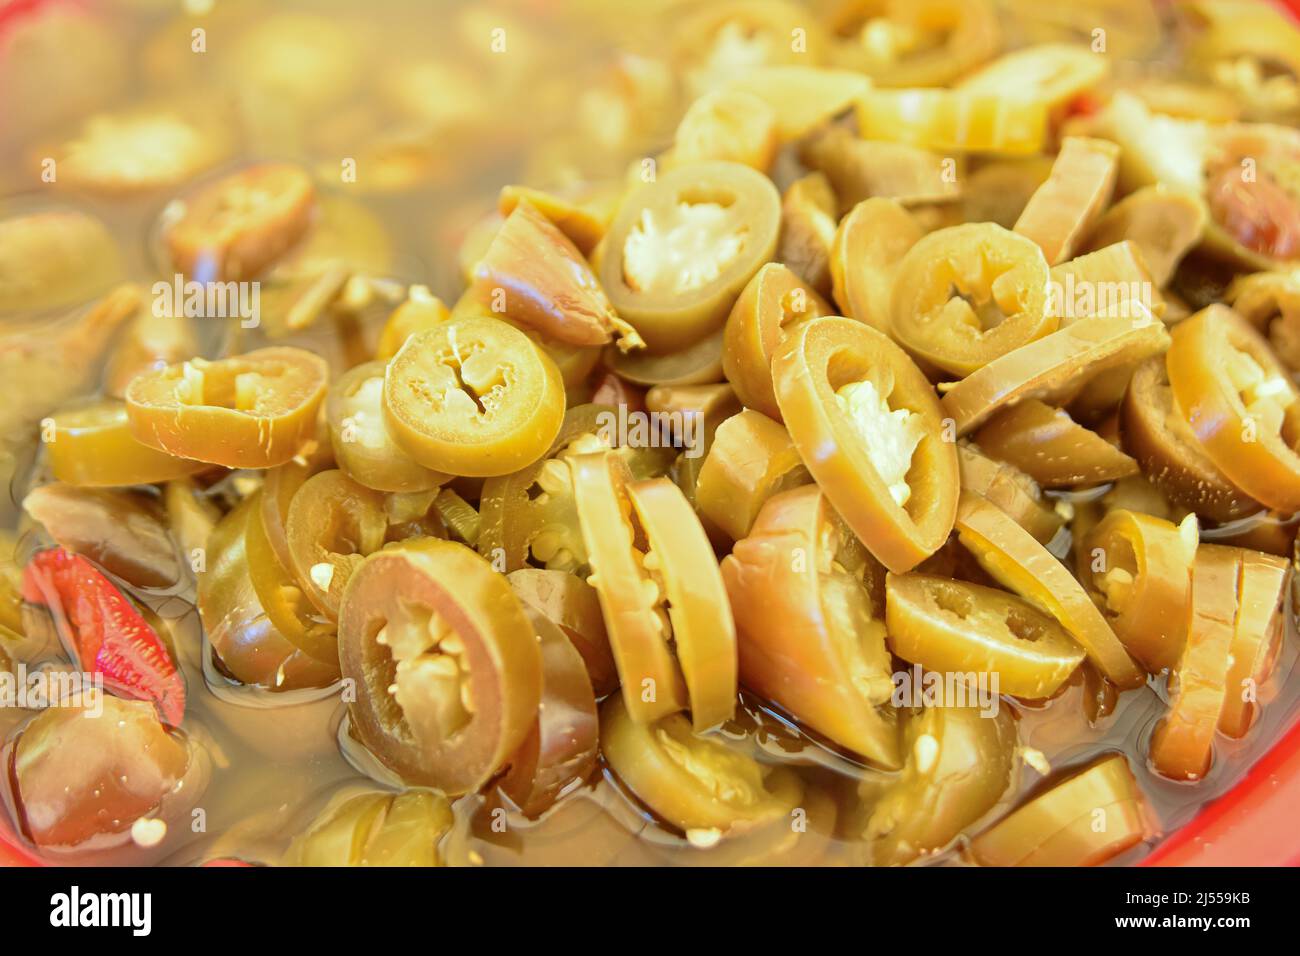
[21,548,185,727]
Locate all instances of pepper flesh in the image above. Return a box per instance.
[11,694,203,853]
[469,200,639,350]
[22,548,186,725]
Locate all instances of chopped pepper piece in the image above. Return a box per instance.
[973,398,1138,488]
[721,485,900,768]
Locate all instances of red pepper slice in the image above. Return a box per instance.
[21,548,185,727]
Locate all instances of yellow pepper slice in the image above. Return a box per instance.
[891,222,1055,376]
[773,317,958,573]
[1119,356,1260,523]
[627,477,738,731]
[1082,186,1207,288]
[1149,544,1240,781]
[723,66,871,140]
[1219,550,1290,739]
[829,197,923,334]
[1081,510,1199,674]
[1048,240,1165,324]
[284,788,453,867]
[1165,304,1300,513]
[44,400,205,487]
[383,316,565,478]
[722,262,830,421]
[374,287,451,360]
[854,705,1017,866]
[777,172,838,299]
[885,574,1086,699]
[285,469,387,622]
[941,313,1170,436]
[828,0,1000,88]
[599,161,781,353]
[600,694,802,837]
[337,538,543,795]
[326,360,449,493]
[958,43,1109,109]
[569,450,688,724]
[125,346,328,469]
[973,398,1138,488]
[956,444,1063,544]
